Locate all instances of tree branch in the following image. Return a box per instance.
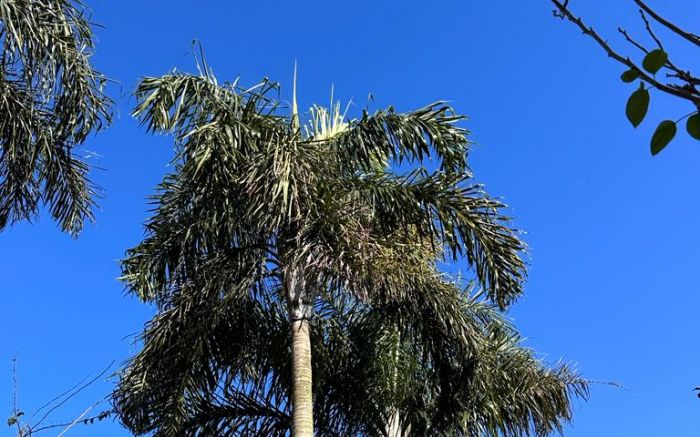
[617,27,649,54]
[638,9,663,50]
[633,0,700,47]
[551,0,700,109]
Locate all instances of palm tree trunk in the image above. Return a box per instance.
[385,324,408,437]
[286,267,314,437]
[290,317,314,436]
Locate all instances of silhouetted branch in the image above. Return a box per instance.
[633,0,700,47]
[551,0,700,109]
[552,0,700,154]
[7,359,114,437]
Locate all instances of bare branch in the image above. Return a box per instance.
[9,360,114,437]
[633,0,700,47]
[55,401,103,437]
[11,357,23,436]
[30,408,111,435]
[638,9,664,50]
[617,27,649,54]
[31,361,114,428]
[625,10,686,82]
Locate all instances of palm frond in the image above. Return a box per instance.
[0,0,112,235]
[321,102,471,175]
[115,267,587,437]
[350,171,526,309]
[339,287,588,437]
[302,169,526,308]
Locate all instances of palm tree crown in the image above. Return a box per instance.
[122,68,525,308]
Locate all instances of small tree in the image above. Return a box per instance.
[551,0,700,155]
[0,0,112,235]
[118,61,552,436]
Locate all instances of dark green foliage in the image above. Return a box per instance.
[641,49,667,75]
[115,64,585,436]
[114,276,587,437]
[620,69,640,83]
[0,0,112,235]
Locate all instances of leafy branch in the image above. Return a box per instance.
[552,0,700,155]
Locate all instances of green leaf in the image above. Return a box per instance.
[686,113,700,140]
[7,416,17,426]
[650,120,676,155]
[642,49,668,74]
[626,85,650,128]
[621,69,640,83]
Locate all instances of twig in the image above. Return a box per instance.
[633,0,700,47]
[11,356,23,436]
[28,374,92,424]
[55,401,102,437]
[638,9,663,50]
[617,27,649,54]
[29,408,111,435]
[31,360,114,428]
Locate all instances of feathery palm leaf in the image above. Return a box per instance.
[0,0,112,235]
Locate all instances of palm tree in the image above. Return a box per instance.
[118,60,543,436]
[0,0,112,235]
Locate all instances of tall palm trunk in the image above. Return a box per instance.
[385,324,408,437]
[286,267,314,436]
[290,317,314,436]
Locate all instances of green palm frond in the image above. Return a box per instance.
[114,274,288,435]
[125,67,524,307]
[317,282,587,437]
[340,170,526,308]
[320,102,471,175]
[0,0,112,235]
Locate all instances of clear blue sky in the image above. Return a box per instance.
[2,1,699,435]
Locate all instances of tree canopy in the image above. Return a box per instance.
[113,64,587,436]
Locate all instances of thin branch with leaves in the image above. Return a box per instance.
[551,0,700,155]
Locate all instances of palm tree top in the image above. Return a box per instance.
[123,66,527,309]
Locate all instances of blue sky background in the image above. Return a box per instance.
[2,1,699,435]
